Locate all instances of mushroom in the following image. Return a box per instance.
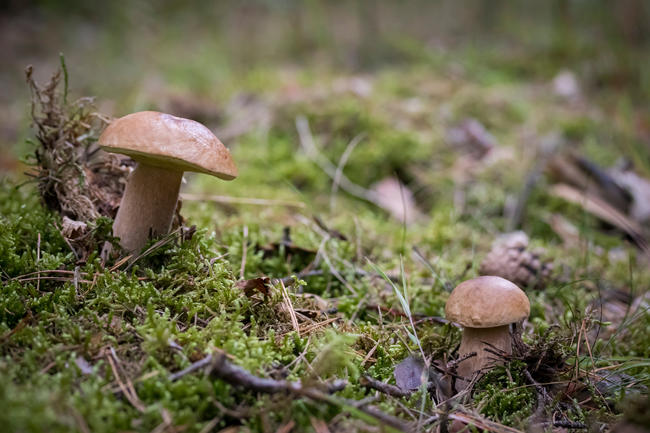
[98,111,237,252]
[445,276,530,384]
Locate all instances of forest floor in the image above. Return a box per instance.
[1,22,650,432]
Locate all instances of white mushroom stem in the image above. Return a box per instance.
[113,163,183,252]
[457,325,512,383]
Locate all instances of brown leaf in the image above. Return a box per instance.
[235,277,272,298]
[61,216,88,240]
[370,176,420,224]
[550,183,650,254]
[547,152,631,212]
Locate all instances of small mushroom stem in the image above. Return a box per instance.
[112,163,183,252]
[457,325,512,383]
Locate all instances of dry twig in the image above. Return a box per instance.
[360,375,411,398]
[169,352,412,432]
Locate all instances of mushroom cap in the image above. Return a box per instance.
[445,276,530,328]
[98,111,237,180]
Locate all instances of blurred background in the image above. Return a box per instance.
[2,0,649,155]
[1,0,650,242]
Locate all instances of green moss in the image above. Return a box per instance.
[473,361,537,428]
[0,184,69,278]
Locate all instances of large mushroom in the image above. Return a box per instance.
[98,111,237,252]
[445,276,530,384]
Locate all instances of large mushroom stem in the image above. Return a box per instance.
[457,325,512,383]
[113,163,183,252]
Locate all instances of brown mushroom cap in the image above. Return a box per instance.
[445,276,530,328]
[99,111,237,179]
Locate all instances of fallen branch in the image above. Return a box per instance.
[169,353,215,382]
[169,352,411,432]
[360,375,411,398]
[170,352,346,394]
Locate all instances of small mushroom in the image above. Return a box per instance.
[445,276,530,385]
[98,111,237,252]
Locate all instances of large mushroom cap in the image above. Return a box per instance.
[445,276,530,328]
[99,111,238,180]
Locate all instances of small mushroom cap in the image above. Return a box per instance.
[99,111,237,179]
[445,276,530,328]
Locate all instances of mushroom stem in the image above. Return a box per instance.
[113,163,183,252]
[457,325,512,382]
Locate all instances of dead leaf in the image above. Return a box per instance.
[61,216,87,240]
[235,277,272,298]
[393,355,425,391]
[550,183,650,255]
[370,177,420,224]
[547,152,631,212]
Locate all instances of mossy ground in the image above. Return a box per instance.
[2,4,650,432]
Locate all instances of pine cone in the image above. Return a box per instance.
[479,232,552,289]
